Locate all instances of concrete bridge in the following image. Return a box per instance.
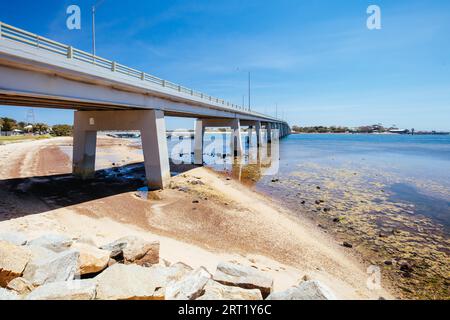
[0,22,290,189]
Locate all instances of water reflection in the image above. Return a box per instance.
[166,131,280,181]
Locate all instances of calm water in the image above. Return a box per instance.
[270,134,450,228]
[131,132,450,230]
[127,132,450,297]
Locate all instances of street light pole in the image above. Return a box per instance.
[92,6,96,57]
[92,0,105,58]
[248,71,251,111]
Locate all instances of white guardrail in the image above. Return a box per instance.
[0,21,282,121]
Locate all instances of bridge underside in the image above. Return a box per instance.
[0,39,290,189]
[71,110,288,189]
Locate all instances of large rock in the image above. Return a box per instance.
[166,267,211,300]
[100,236,159,265]
[72,243,110,275]
[0,232,28,246]
[27,280,97,300]
[198,280,263,300]
[27,234,73,253]
[95,263,164,300]
[6,277,34,295]
[23,249,79,286]
[0,240,31,287]
[148,262,193,285]
[0,287,20,300]
[266,280,336,300]
[213,262,273,298]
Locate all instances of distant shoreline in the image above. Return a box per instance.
[291,132,450,136]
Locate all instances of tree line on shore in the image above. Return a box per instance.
[0,117,73,136]
[291,124,400,134]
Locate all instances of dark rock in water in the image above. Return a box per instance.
[315,200,321,205]
[300,201,306,205]
[384,260,393,266]
[271,178,279,183]
[402,271,413,278]
[316,186,321,190]
[323,208,331,212]
[226,177,231,181]
[332,217,340,223]
[400,261,413,273]
[343,242,353,248]
[178,187,190,193]
[192,200,199,204]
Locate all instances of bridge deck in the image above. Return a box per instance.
[0,22,285,123]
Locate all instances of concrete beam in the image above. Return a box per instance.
[72,109,170,189]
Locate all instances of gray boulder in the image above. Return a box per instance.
[100,236,159,265]
[23,249,79,286]
[147,262,193,286]
[27,234,73,253]
[0,287,20,300]
[27,279,97,300]
[0,240,31,287]
[166,267,211,300]
[213,262,273,298]
[266,280,336,300]
[198,280,263,300]
[0,232,28,246]
[95,263,164,300]
[6,277,34,295]
[72,242,110,275]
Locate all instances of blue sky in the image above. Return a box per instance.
[1,0,449,130]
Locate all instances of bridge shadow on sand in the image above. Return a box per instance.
[0,161,198,222]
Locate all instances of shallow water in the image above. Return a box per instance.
[186,132,450,299]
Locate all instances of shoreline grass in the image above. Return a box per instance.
[0,134,52,145]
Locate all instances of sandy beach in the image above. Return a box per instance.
[0,136,394,299]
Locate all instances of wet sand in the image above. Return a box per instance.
[0,137,391,299]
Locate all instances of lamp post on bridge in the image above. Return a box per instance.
[92,0,106,58]
[236,68,251,111]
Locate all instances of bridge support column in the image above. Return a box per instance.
[141,110,171,189]
[266,123,272,144]
[72,109,170,189]
[247,126,253,148]
[230,119,243,157]
[194,119,205,165]
[73,127,97,179]
[255,121,262,148]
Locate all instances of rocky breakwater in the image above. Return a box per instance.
[0,232,337,300]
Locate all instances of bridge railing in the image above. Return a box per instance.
[0,21,284,122]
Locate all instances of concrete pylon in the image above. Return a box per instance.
[194,119,204,165]
[267,122,272,143]
[230,118,243,157]
[247,125,253,148]
[255,121,262,147]
[72,109,170,189]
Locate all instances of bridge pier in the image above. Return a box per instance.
[193,118,244,164]
[73,110,170,189]
[266,122,272,144]
[240,120,262,149]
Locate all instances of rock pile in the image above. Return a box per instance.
[0,232,337,300]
